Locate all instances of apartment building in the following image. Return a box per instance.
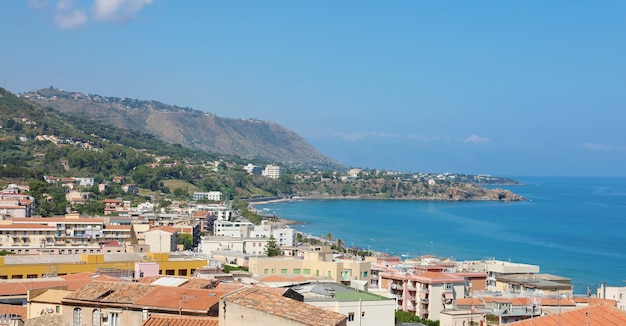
[213,220,295,246]
[144,226,178,253]
[262,164,283,179]
[192,191,222,201]
[248,246,371,285]
[456,259,540,292]
[288,281,396,326]
[200,236,269,256]
[380,271,465,321]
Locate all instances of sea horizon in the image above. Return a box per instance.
[255,175,626,294]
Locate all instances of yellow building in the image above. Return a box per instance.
[0,252,208,280]
[248,246,371,284]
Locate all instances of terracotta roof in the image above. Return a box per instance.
[60,272,122,290]
[105,225,132,230]
[222,286,347,326]
[147,226,177,234]
[455,297,485,307]
[0,280,67,296]
[0,303,27,318]
[142,314,219,326]
[192,211,211,218]
[134,287,222,312]
[64,281,155,304]
[508,303,626,326]
[24,314,62,326]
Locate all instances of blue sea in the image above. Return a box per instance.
[255,176,626,294]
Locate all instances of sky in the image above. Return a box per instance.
[2,1,626,177]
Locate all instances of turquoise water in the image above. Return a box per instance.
[256,176,626,294]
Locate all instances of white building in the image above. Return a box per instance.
[262,164,283,179]
[192,191,222,201]
[199,236,269,256]
[213,220,295,247]
[289,282,395,326]
[244,163,263,175]
[598,283,626,311]
[192,204,232,221]
[213,220,255,238]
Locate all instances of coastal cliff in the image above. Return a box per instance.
[289,181,525,202]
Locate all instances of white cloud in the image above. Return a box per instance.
[93,0,154,22]
[581,142,613,151]
[55,8,87,29]
[31,0,154,29]
[463,134,491,144]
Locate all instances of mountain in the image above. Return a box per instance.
[23,88,341,170]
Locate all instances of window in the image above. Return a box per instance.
[92,309,101,326]
[264,269,269,274]
[303,269,311,275]
[363,271,368,277]
[55,306,60,313]
[72,308,82,326]
[110,312,120,326]
[293,269,301,274]
[281,269,288,274]
[348,312,355,321]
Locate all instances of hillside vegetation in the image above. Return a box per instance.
[25,87,341,171]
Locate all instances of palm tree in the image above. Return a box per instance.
[325,233,334,244]
[336,238,344,252]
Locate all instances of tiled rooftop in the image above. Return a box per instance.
[134,287,222,312]
[222,286,347,326]
[64,281,155,303]
[507,303,626,326]
[0,303,27,319]
[142,314,219,326]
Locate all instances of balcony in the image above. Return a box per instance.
[407,284,416,291]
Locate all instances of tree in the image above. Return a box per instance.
[264,235,282,257]
[177,234,193,250]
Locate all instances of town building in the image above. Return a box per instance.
[0,252,208,280]
[243,163,263,176]
[287,281,396,326]
[144,226,178,253]
[456,259,540,292]
[262,164,283,179]
[597,283,626,311]
[61,280,222,326]
[248,246,371,285]
[380,270,466,321]
[212,220,295,246]
[220,286,347,326]
[193,191,222,202]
